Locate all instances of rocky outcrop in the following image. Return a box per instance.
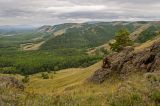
[0,76,24,90]
[89,42,160,83]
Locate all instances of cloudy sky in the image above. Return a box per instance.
[0,0,160,26]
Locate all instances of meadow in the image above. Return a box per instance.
[1,62,159,106]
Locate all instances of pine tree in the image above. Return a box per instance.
[110,28,133,52]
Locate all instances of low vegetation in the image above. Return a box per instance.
[41,72,49,79]
[22,75,30,83]
[0,70,159,106]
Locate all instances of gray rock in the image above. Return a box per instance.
[89,42,160,83]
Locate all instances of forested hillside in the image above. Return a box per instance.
[40,22,139,50]
[136,22,160,43]
[1,21,160,75]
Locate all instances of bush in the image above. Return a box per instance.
[100,47,109,55]
[41,73,49,79]
[22,75,30,83]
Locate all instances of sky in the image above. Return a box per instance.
[0,0,160,26]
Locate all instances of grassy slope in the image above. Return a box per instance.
[13,61,159,106]
[1,56,159,105]
[23,39,160,105]
[26,61,102,94]
[136,23,160,43]
[26,37,158,95]
[134,35,160,53]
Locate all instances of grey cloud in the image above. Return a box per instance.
[64,0,160,5]
[57,11,120,19]
[0,0,160,25]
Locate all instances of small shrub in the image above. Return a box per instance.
[22,75,29,83]
[100,47,109,55]
[41,73,49,79]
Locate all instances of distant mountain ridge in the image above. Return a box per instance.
[38,22,141,50]
[0,25,37,33]
[1,21,159,51]
[36,21,160,50]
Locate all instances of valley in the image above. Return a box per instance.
[0,21,160,106]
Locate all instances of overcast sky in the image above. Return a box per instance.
[0,0,160,26]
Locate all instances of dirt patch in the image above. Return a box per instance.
[20,41,45,51]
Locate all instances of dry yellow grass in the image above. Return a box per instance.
[130,24,151,41]
[1,60,159,105]
[53,29,66,37]
[134,36,160,53]
[25,67,154,105]
[26,61,102,94]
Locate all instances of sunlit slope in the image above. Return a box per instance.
[27,35,160,94]
[134,35,160,53]
[27,61,102,94]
